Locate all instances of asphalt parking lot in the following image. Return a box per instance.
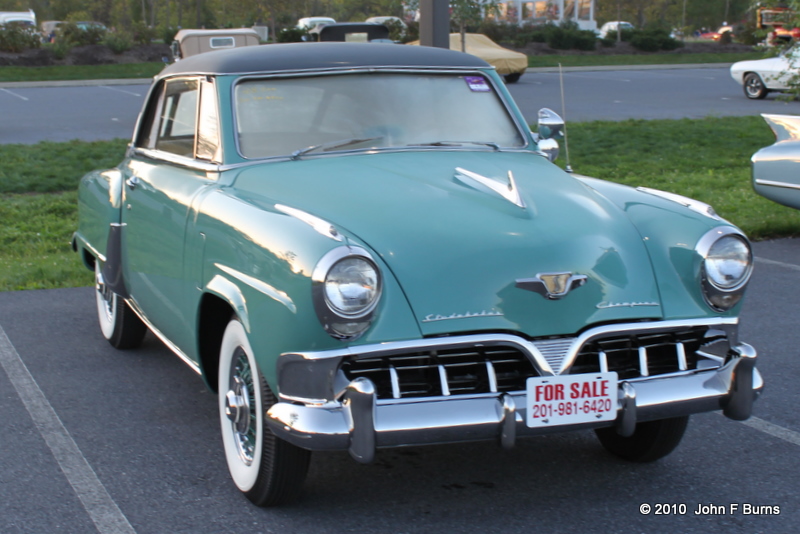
[0,239,798,534]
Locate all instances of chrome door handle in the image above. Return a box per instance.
[126,176,139,190]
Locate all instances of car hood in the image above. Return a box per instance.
[232,151,663,337]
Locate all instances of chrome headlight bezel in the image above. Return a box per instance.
[312,246,382,340]
[696,227,753,312]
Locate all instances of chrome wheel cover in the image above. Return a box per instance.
[226,346,257,465]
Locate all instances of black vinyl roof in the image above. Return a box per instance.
[158,42,490,78]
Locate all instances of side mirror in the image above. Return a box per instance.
[537,108,564,140]
[537,138,559,162]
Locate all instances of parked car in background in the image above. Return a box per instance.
[730,45,799,99]
[296,16,336,32]
[74,42,762,507]
[0,9,36,29]
[366,15,407,38]
[597,21,633,39]
[751,113,800,209]
[170,28,261,61]
[409,33,528,83]
[309,22,391,42]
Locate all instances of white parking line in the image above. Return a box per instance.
[0,88,29,101]
[0,325,136,534]
[740,416,800,447]
[99,86,142,97]
[756,256,800,272]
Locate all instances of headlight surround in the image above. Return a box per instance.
[696,228,753,311]
[312,246,382,339]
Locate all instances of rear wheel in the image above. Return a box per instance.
[743,73,768,100]
[504,72,522,84]
[95,262,147,349]
[218,319,311,506]
[594,416,689,462]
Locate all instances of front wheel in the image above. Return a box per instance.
[594,415,689,462]
[218,319,311,506]
[95,262,147,349]
[743,73,768,100]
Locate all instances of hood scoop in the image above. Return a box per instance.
[454,167,526,209]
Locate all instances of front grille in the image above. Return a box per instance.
[341,345,538,400]
[340,326,724,401]
[568,327,714,379]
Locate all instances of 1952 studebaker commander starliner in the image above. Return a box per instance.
[74,42,762,506]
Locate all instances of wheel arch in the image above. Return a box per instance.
[197,291,238,393]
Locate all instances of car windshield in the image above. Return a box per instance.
[234,72,526,159]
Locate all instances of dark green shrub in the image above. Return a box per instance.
[57,22,107,46]
[544,22,596,51]
[0,23,41,52]
[718,30,733,45]
[277,27,308,43]
[629,28,682,52]
[103,31,133,54]
[160,26,179,45]
[130,22,156,45]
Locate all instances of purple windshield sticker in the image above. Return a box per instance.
[465,76,491,92]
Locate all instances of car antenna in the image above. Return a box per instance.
[559,63,573,173]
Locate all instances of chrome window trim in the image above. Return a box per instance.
[229,67,532,161]
[133,147,223,173]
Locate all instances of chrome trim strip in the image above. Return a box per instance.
[438,365,450,396]
[599,350,608,373]
[486,360,498,393]
[638,346,649,377]
[133,147,223,173]
[75,234,107,264]
[754,178,800,191]
[677,343,688,371]
[214,263,297,313]
[275,204,343,242]
[389,366,400,399]
[125,299,202,375]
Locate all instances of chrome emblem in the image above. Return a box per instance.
[516,273,587,300]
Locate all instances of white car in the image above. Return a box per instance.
[597,21,634,39]
[730,46,799,99]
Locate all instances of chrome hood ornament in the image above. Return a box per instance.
[454,167,525,209]
[516,272,587,300]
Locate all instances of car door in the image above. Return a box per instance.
[121,76,222,359]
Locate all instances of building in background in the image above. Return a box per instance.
[489,0,596,31]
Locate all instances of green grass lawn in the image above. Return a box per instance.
[0,116,795,292]
[0,62,164,82]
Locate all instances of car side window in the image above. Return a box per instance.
[155,78,199,157]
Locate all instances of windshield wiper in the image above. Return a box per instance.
[291,136,384,159]
[407,141,500,150]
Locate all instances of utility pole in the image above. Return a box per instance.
[419,0,450,49]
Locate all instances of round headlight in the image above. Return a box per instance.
[705,235,752,290]
[312,246,383,340]
[697,228,753,312]
[324,257,380,317]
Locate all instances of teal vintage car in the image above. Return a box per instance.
[74,42,762,507]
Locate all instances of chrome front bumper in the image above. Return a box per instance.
[266,342,762,464]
